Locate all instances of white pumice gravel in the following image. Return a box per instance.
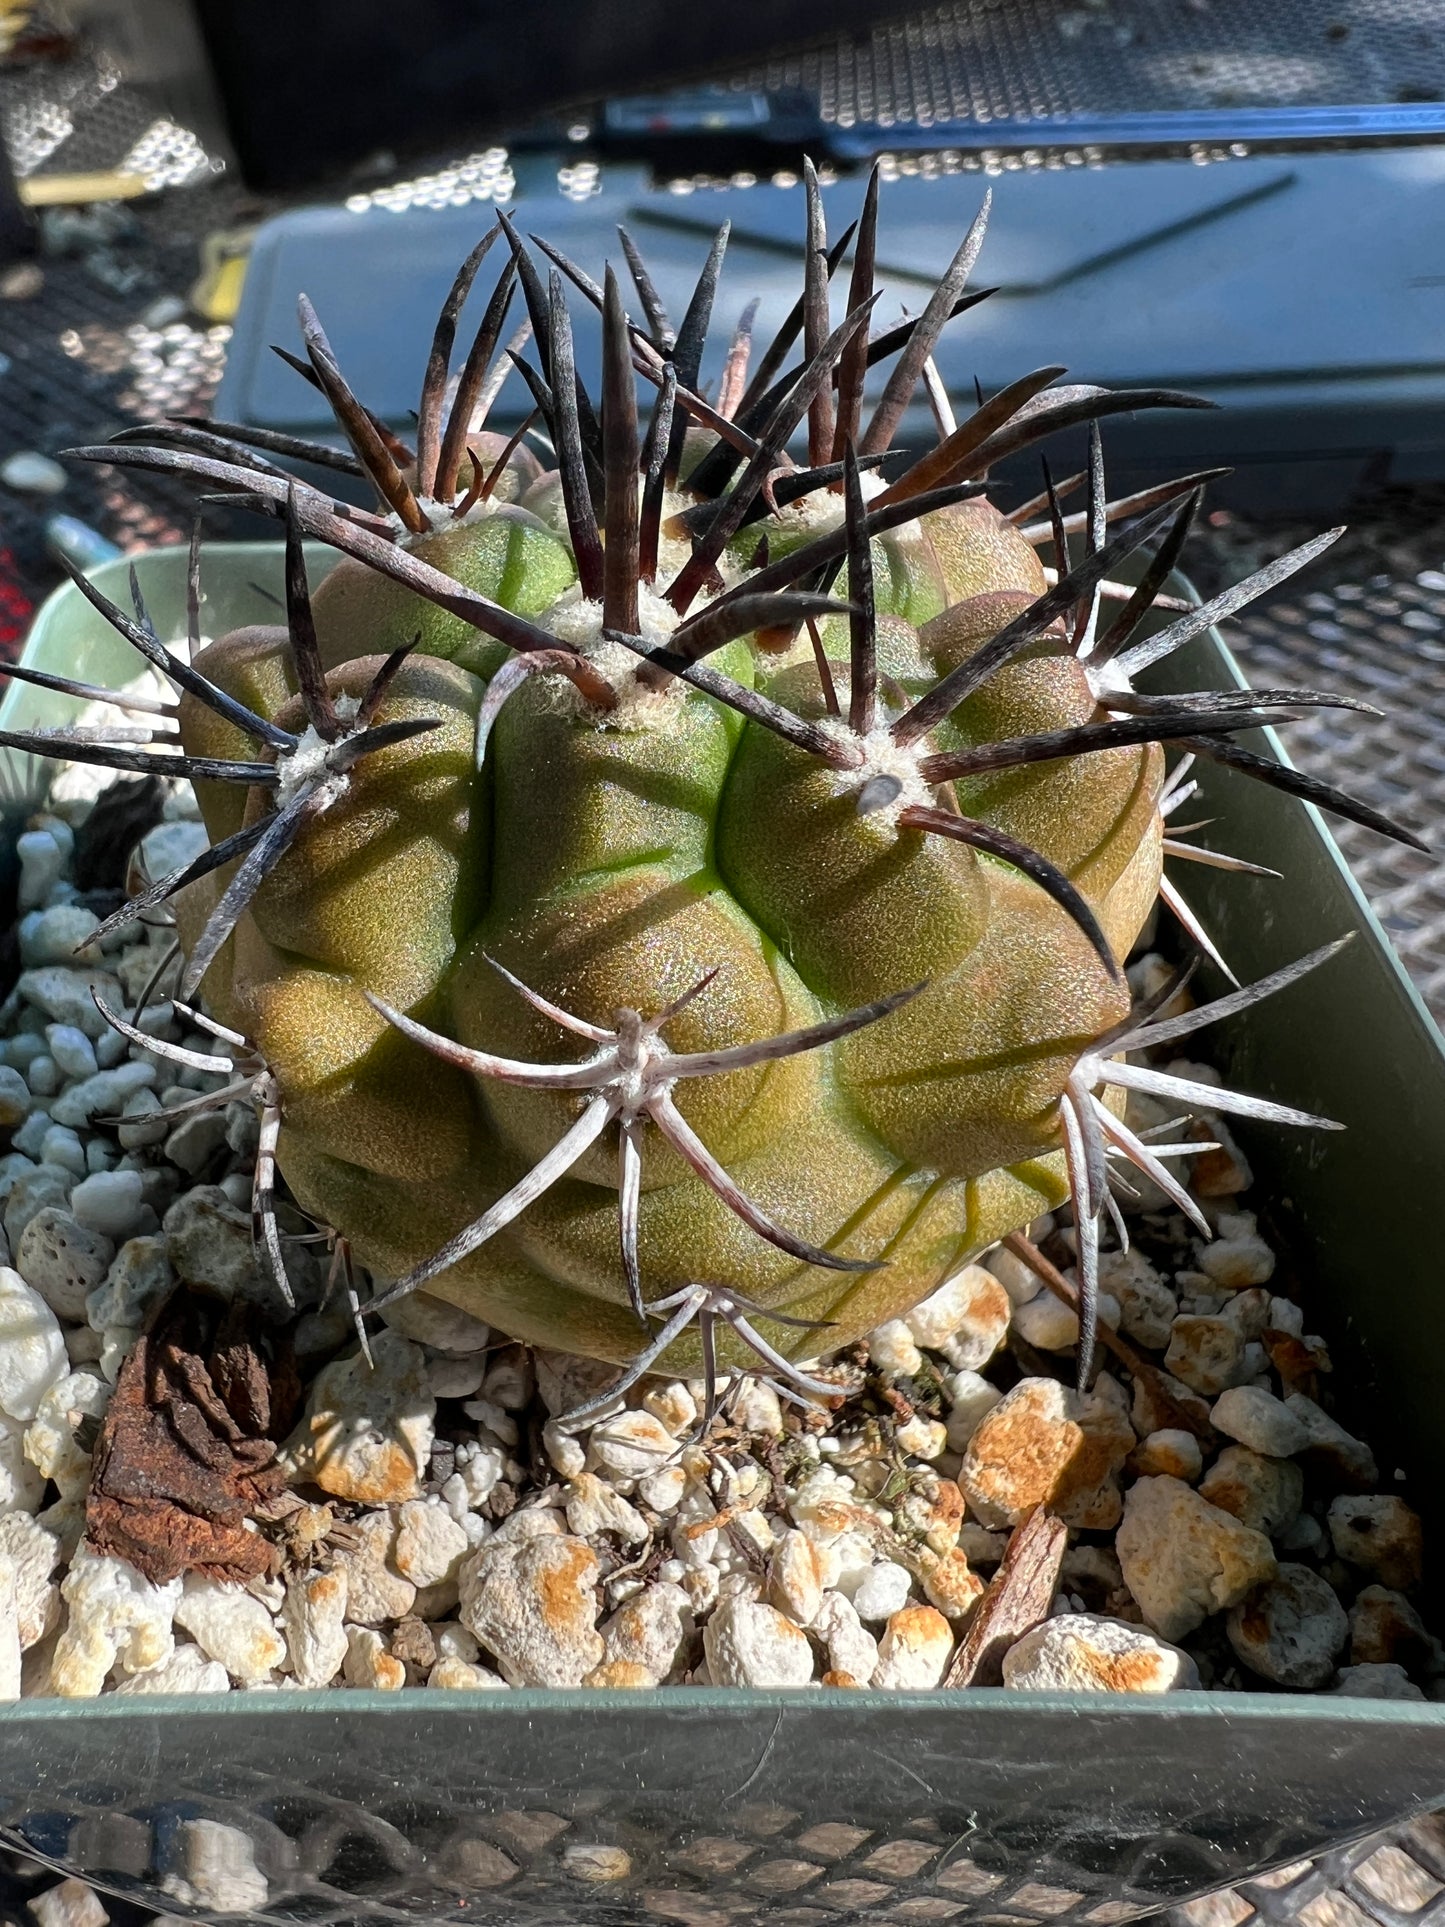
[429,1655,507,1689]
[1327,1494,1424,1591]
[49,1547,182,1696]
[1011,1287,1089,1353]
[332,1509,416,1624]
[0,1556,21,1699]
[161,1185,265,1299]
[1001,1615,1199,1693]
[25,1370,110,1499]
[158,1817,269,1914]
[1116,1477,1277,1644]
[15,831,66,914]
[0,1511,62,1650]
[1099,1249,1178,1350]
[1226,1561,1350,1688]
[281,1568,350,1689]
[943,1369,1004,1450]
[848,1560,914,1624]
[703,1595,815,1687]
[0,1418,43,1514]
[343,1624,406,1691]
[1211,1385,1312,1458]
[395,1497,472,1587]
[562,1842,634,1882]
[0,1066,30,1129]
[17,1209,113,1321]
[1199,1445,1305,1539]
[44,1027,97,1084]
[85,1234,171,1333]
[29,1876,109,1927]
[66,1170,144,1242]
[1197,1213,1276,1288]
[602,1581,693,1681]
[0,776,1432,1709]
[460,1534,604,1686]
[585,1409,675,1483]
[872,1605,954,1688]
[767,1528,826,1627]
[1349,1585,1439,1670]
[1327,1662,1426,1700]
[903,1263,1010,1365]
[867,1320,923,1379]
[1131,1429,1204,1482]
[20,911,101,975]
[174,1575,287,1682]
[282,1331,435,1504]
[0,1268,66,1423]
[1163,1315,1249,1396]
[812,1589,879,1684]
[112,1641,232,1695]
[1287,1393,1379,1488]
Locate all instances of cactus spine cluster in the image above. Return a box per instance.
[9,168,1420,1423]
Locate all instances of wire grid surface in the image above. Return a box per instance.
[0,1796,1176,1926]
[0,1778,1428,1927]
[1177,506,1445,1027]
[1230,594,1445,1018]
[0,202,244,636]
[1,1787,1444,1927]
[1169,1810,1445,1927]
[722,0,1444,132]
[0,33,149,182]
[0,14,215,187]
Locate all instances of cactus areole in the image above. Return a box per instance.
[22,174,1423,1425]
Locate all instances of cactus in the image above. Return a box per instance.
[14,171,1422,1423]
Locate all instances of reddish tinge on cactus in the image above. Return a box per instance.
[14,169,1421,1425]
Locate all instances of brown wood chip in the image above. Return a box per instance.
[942,1506,1067,1688]
[87,1288,301,1584]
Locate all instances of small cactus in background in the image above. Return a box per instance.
[9,170,1421,1424]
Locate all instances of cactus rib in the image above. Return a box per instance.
[363,968,927,1313]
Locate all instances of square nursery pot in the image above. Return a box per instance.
[1,542,1443,1927]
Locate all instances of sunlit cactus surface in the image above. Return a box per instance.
[15,171,1420,1422]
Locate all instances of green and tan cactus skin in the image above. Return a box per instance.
[174,481,1163,1374]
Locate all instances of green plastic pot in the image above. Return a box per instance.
[0,542,338,744]
[0,542,1441,1927]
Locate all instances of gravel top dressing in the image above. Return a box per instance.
[0,764,1431,1714]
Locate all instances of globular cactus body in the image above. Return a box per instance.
[27,176,1422,1414]
[179,497,1141,1368]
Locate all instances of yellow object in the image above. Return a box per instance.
[19,172,148,206]
[190,225,255,323]
[0,2,32,58]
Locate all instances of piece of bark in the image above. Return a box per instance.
[942,1506,1067,1687]
[87,1289,301,1584]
